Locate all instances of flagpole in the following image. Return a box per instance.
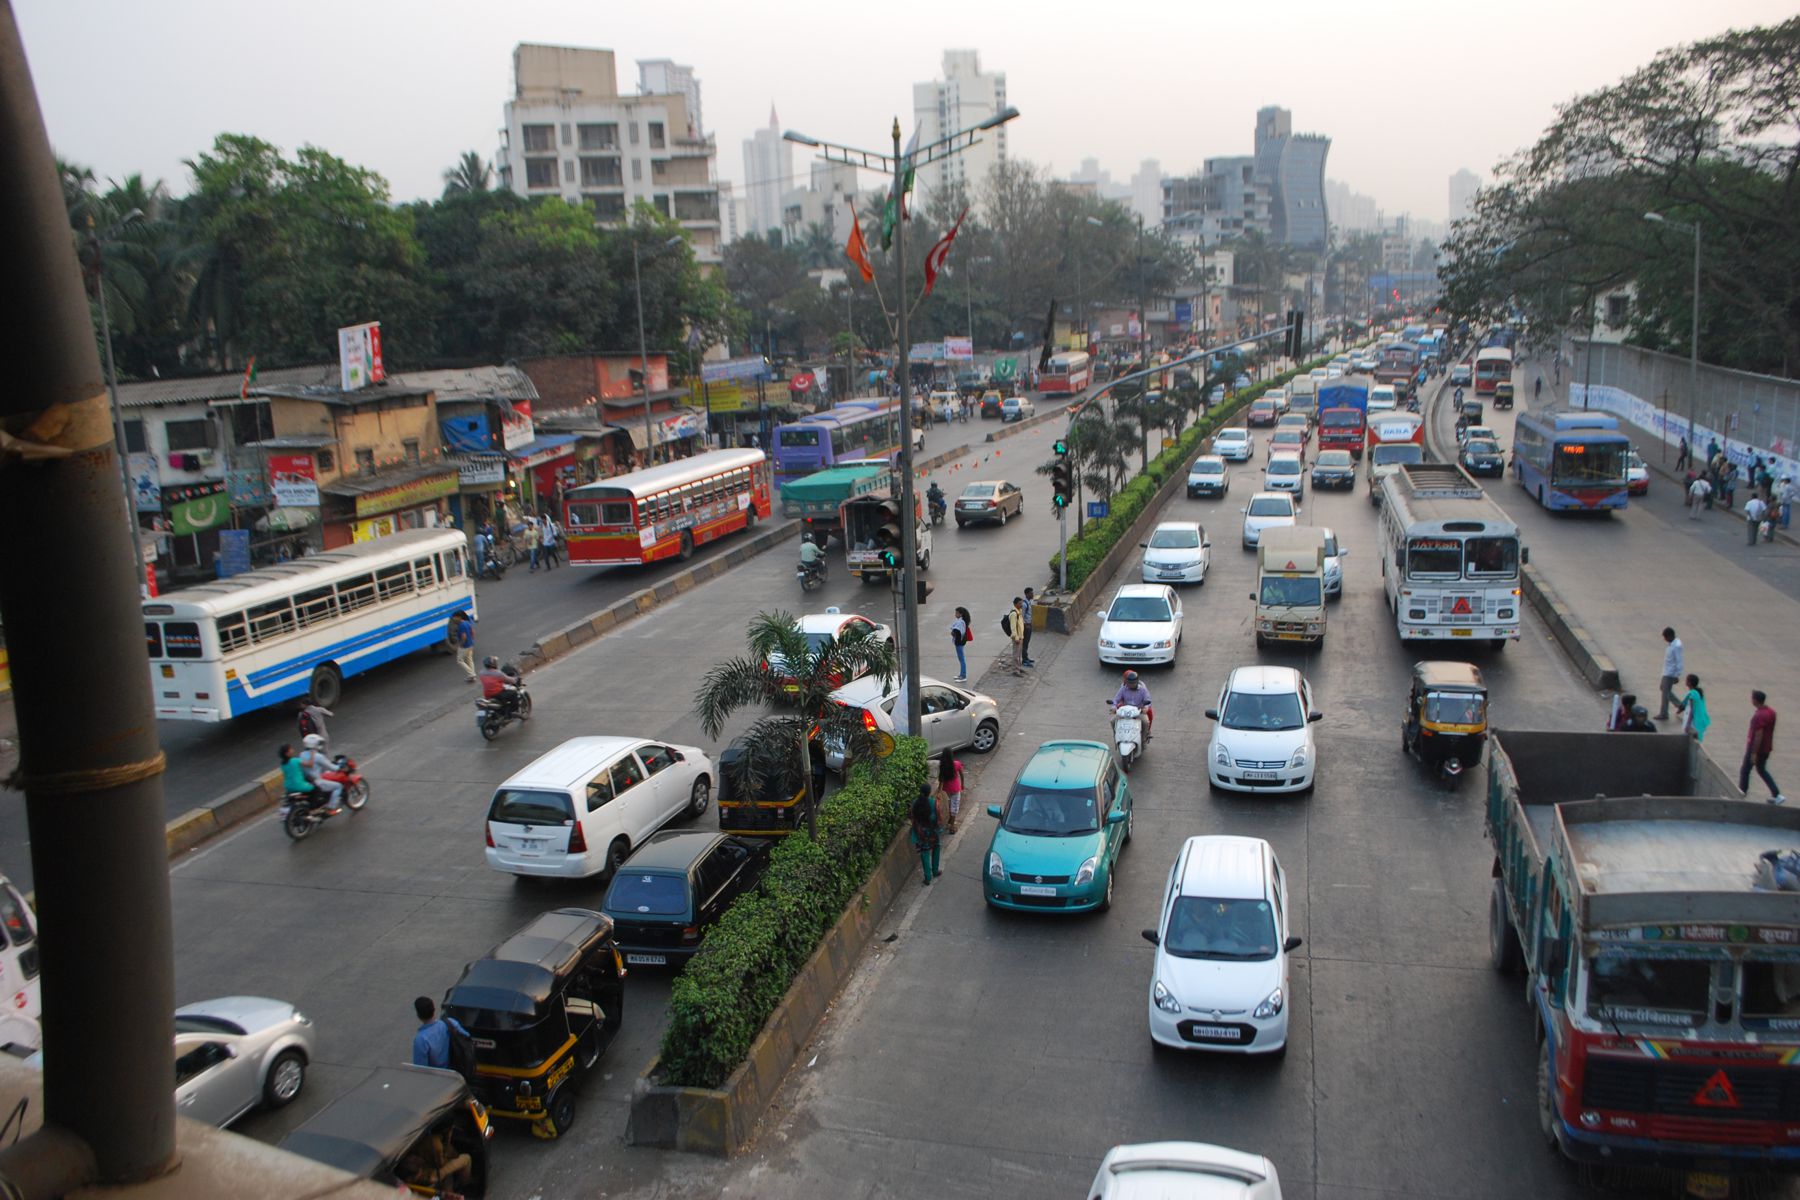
[892,117,923,739]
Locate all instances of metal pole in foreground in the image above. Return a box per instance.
[1688,223,1701,447]
[893,119,923,738]
[1058,508,1068,591]
[0,5,175,1186]
[633,241,654,466]
[89,216,148,594]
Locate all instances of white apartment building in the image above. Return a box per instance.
[781,160,862,248]
[498,44,723,263]
[1448,168,1479,225]
[741,106,793,241]
[911,50,1007,209]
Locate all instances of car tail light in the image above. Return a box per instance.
[681,926,700,943]
[567,823,588,854]
[485,823,494,848]
[861,708,879,732]
[985,501,996,509]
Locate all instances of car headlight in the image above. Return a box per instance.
[1073,855,1099,887]
[1098,637,1116,649]
[1153,979,1182,1014]
[293,1011,311,1026]
[1152,638,1173,649]
[1254,987,1285,1020]
[1214,744,1231,766]
[987,851,1005,882]
[1289,746,1309,768]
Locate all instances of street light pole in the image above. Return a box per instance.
[1136,212,1149,369]
[632,233,684,467]
[88,211,147,593]
[1645,212,1701,448]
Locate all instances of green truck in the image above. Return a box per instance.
[779,464,893,545]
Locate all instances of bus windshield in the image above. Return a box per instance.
[1465,537,1518,577]
[1407,538,1462,578]
[778,428,820,448]
[1553,442,1628,484]
[1371,444,1424,467]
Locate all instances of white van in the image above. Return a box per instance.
[0,878,38,1023]
[1254,527,1326,647]
[485,737,715,880]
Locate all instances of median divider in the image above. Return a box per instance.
[1520,563,1621,691]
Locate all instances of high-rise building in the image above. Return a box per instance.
[1129,159,1162,229]
[1161,158,1272,246]
[1253,105,1330,249]
[780,160,862,249]
[911,50,1007,208]
[1448,168,1480,225]
[741,106,792,242]
[499,44,723,262]
[1323,179,1382,234]
[637,59,702,138]
[1067,157,1131,201]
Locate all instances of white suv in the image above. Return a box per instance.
[1145,835,1301,1056]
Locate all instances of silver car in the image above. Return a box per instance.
[173,997,316,1126]
[826,675,1002,770]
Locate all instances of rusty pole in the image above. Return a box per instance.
[0,1,177,1187]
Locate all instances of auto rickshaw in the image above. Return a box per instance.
[1401,661,1488,787]
[1460,396,1484,425]
[280,1064,491,1197]
[442,908,625,1139]
[1493,381,1515,410]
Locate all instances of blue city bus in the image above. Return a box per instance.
[770,401,908,486]
[1512,410,1631,512]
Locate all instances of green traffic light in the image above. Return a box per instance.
[1053,440,1068,456]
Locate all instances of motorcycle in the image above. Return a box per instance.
[1108,702,1145,773]
[927,494,946,527]
[280,753,369,841]
[797,557,826,593]
[477,678,532,741]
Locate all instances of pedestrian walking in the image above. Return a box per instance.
[1721,461,1738,510]
[910,784,942,885]
[1745,494,1769,545]
[542,514,563,568]
[1780,477,1797,530]
[1656,627,1684,722]
[1740,690,1785,805]
[936,752,966,833]
[1687,473,1712,519]
[410,997,470,1071]
[450,609,475,682]
[1020,587,1037,668]
[524,518,542,571]
[1682,675,1710,742]
[949,606,972,682]
[1675,436,1690,473]
[1005,597,1027,676]
[1607,692,1638,732]
[295,701,333,754]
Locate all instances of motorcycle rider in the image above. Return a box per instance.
[926,481,947,521]
[1108,670,1154,739]
[298,734,345,810]
[798,531,826,579]
[478,655,523,716]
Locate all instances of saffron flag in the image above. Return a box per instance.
[844,201,875,283]
[921,208,968,298]
[239,355,258,400]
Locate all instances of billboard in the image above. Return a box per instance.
[702,356,772,384]
[944,336,973,362]
[337,322,385,391]
[267,454,320,506]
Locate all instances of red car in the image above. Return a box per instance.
[1246,398,1278,427]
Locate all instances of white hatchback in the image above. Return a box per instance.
[1264,453,1304,498]
[1145,835,1300,1056]
[1211,428,1253,462]
[1097,584,1184,667]
[1090,1141,1284,1198]
[1240,491,1299,548]
[1140,521,1210,585]
[1205,666,1321,794]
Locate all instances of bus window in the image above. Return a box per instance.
[337,573,377,613]
[446,549,465,579]
[414,557,438,589]
[375,563,413,600]
[598,500,632,527]
[636,499,650,526]
[0,888,34,948]
[294,587,337,628]
[779,428,819,448]
[163,622,203,658]
[248,601,296,643]
[566,502,600,528]
[217,612,249,652]
[145,622,164,659]
[1465,537,1518,577]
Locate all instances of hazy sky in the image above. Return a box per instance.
[17,0,1791,223]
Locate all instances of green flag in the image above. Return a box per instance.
[170,492,229,535]
[881,125,920,250]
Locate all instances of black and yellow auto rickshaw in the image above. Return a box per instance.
[280,1064,491,1197]
[1493,380,1515,410]
[716,731,822,837]
[442,908,624,1139]
[1401,661,1488,787]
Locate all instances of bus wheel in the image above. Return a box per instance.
[308,664,342,708]
[678,532,695,562]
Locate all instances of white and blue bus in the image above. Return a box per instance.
[143,528,476,721]
[1512,410,1631,512]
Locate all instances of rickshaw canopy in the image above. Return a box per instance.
[280,1064,470,1180]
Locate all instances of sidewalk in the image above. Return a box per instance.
[1516,357,1800,799]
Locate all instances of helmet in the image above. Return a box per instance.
[1123,670,1140,687]
[484,655,500,669]
[1630,705,1650,723]
[302,734,324,749]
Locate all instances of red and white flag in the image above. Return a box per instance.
[921,208,968,298]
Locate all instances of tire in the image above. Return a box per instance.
[998,506,1008,526]
[919,549,930,572]
[498,540,518,568]
[1536,1040,1559,1149]
[1121,752,1134,774]
[263,1049,306,1108]
[955,519,967,529]
[1489,878,1523,974]
[519,691,533,720]
[545,1083,577,1138]
[678,531,695,562]
[1124,808,1134,844]
[344,779,370,811]
[971,720,999,754]
[604,838,630,881]
[1097,868,1114,913]
[745,509,756,530]
[480,716,501,741]
[282,805,313,842]
[308,664,342,709]
[687,776,711,819]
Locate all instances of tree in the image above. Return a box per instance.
[441,151,492,197]
[693,612,898,839]
[1228,230,1293,336]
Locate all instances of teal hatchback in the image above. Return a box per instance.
[984,741,1132,913]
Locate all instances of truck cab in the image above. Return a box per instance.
[1253,527,1325,647]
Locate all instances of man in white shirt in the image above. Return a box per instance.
[1657,626,1684,722]
[1746,494,1770,545]
[1687,474,1711,520]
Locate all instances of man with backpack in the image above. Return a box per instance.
[1004,597,1027,676]
[412,996,474,1080]
[296,701,333,754]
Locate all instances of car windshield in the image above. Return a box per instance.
[1259,577,1321,607]
[1002,786,1099,836]
[1466,440,1499,455]
[962,484,995,497]
[1192,461,1223,476]
[1316,452,1352,468]
[1221,689,1305,731]
[1584,951,1711,1026]
[1251,401,1274,412]
[488,789,573,826]
[605,872,690,916]
[1269,459,1300,476]
[1273,431,1301,444]
[1247,497,1292,517]
[1425,693,1485,725]
[1163,897,1278,961]
[1109,596,1172,622]
[1148,528,1201,549]
[1217,431,1247,443]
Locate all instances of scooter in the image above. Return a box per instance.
[927,495,946,527]
[279,753,368,841]
[798,557,826,593]
[1108,702,1145,773]
[477,678,532,741]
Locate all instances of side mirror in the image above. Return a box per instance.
[1249,592,1257,602]
[1283,935,1303,952]
[1141,929,1160,946]
[1204,708,1219,720]
[1138,542,1148,549]
[1308,711,1324,723]
[1544,936,1571,979]
[986,804,1003,819]
[1106,810,1126,825]
[1340,548,1349,557]
[671,749,685,762]
[1521,546,1530,565]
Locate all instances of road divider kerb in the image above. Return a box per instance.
[1521,563,1621,691]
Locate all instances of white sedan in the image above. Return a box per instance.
[1240,491,1299,548]
[1212,428,1254,462]
[1140,521,1210,585]
[1097,584,1184,666]
[1205,665,1321,794]
[825,675,1001,770]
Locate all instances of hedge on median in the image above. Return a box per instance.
[657,735,929,1088]
[1049,355,1335,591]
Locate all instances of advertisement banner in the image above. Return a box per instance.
[701,356,772,384]
[909,341,946,361]
[944,336,973,362]
[337,321,385,391]
[1174,301,1193,325]
[267,454,319,506]
[226,467,271,508]
[129,453,161,512]
[702,383,748,413]
[169,488,229,535]
[351,471,457,519]
[499,402,535,451]
[456,456,507,487]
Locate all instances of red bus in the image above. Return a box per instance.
[1040,351,1091,395]
[1474,347,1513,396]
[562,449,772,566]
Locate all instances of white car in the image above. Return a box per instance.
[1090,1141,1284,1199]
[1626,450,1649,495]
[1140,521,1211,585]
[1262,387,1288,409]
[1001,395,1035,422]
[1324,366,1343,379]
[1320,526,1347,598]
[485,736,716,880]
[931,391,958,422]
[767,610,895,692]
[1146,836,1300,1057]
[825,674,1001,771]
[1212,428,1253,462]
[1097,584,1184,667]
[1264,453,1304,498]
[1240,491,1299,548]
[1205,666,1321,794]
[1187,456,1230,498]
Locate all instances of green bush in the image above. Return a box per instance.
[1049,357,1332,590]
[657,737,929,1088]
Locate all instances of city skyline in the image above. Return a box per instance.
[17,0,1790,224]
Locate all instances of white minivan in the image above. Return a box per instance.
[485,737,715,880]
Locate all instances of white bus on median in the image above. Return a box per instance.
[1378,463,1523,647]
[142,528,476,721]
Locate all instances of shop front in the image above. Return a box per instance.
[320,464,458,549]
[507,434,582,515]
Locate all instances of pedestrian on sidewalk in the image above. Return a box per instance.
[450,610,476,682]
[1675,436,1690,472]
[1005,598,1027,676]
[1746,494,1770,545]
[1656,627,1684,721]
[910,784,942,885]
[1682,675,1710,742]
[949,607,972,682]
[1687,473,1712,519]
[1721,461,1738,510]
[1741,690,1785,805]
[1020,587,1038,668]
[524,517,542,571]
[540,514,561,568]
[936,752,965,833]
[1780,477,1797,530]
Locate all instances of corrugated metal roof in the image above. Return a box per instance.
[319,461,458,498]
[116,365,335,409]
[389,366,540,405]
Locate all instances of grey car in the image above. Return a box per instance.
[173,996,316,1126]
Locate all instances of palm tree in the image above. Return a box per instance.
[694,612,898,839]
[442,151,492,197]
[797,222,836,270]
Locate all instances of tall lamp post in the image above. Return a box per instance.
[632,233,684,466]
[1644,211,1701,449]
[786,105,1020,737]
[87,210,147,591]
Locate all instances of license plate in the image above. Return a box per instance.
[515,840,545,855]
[1276,632,1305,641]
[625,953,667,966]
[1018,885,1057,897]
[1451,629,1472,637]
[1160,571,1186,579]
[1191,1024,1241,1040]
[1241,770,1278,780]
[1685,1173,1729,1200]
